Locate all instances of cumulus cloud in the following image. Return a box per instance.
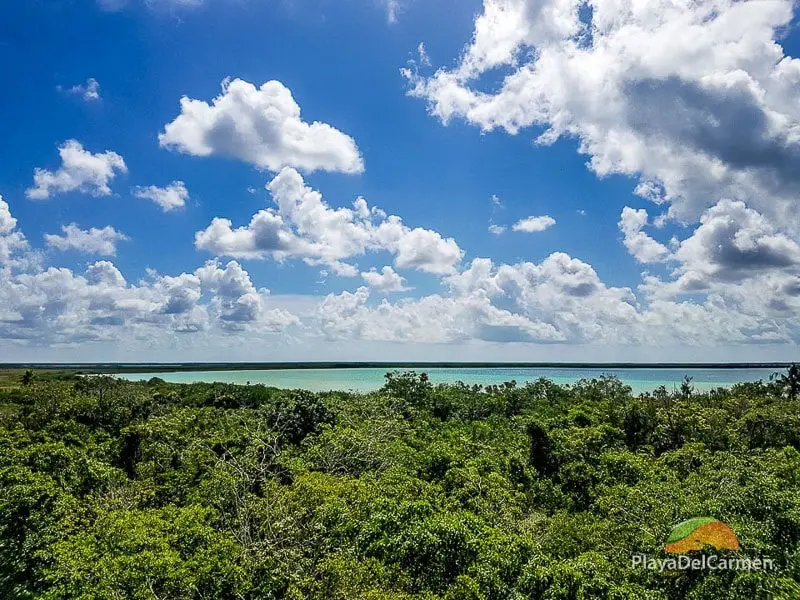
[133,181,189,211]
[195,260,300,331]
[0,200,298,346]
[675,201,800,281]
[0,257,298,345]
[4,192,800,349]
[618,207,671,263]
[194,210,297,261]
[638,200,800,300]
[361,266,411,293]
[306,190,800,349]
[315,245,800,347]
[317,253,635,344]
[608,199,800,347]
[512,215,555,233]
[376,219,463,274]
[195,167,464,275]
[26,140,127,200]
[0,197,31,268]
[315,286,557,344]
[1,262,196,344]
[404,0,800,226]
[618,199,800,293]
[488,224,506,235]
[44,224,129,256]
[160,78,364,174]
[62,78,101,102]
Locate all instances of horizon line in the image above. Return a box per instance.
[2,361,796,372]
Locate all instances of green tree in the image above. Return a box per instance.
[772,363,800,400]
[20,370,34,386]
[680,375,694,398]
[526,420,556,476]
[1,371,799,599]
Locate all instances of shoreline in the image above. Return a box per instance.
[0,361,792,374]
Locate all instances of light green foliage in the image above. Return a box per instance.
[0,369,798,598]
[41,506,248,600]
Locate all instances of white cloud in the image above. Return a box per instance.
[404,0,800,226]
[317,253,635,344]
[4,193,800,351]
[26,140,127,200]
[315,246,800,348]
[195,260,300,331]
[160,78,364,174]
[361,266,411,293]
[133,181,189,212]
[0,197,31,269]
[375,220,463,274]
[488,194,507,234]
[44,224,129,256]
[619,199,800,290]
[150,0,203,6]
[195,167,464,275]
[194,210,296,261]
[512,215,555,233]
[649,200,800,296]
[97,0,129,9]
[63,78,101,102]
[618,207,671,263]
[0,200,300,346]
[623,199,800,346]
[385,0,402,23]
[97,0,202,11]
[0,256,295,345]
[315,286,557,344]
[0,199,18,239]
[417,42,431,67]
[676,201,800,279]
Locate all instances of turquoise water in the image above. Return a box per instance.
[114,367,779,394]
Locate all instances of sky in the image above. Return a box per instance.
[2,0,800,362]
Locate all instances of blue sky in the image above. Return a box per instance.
[2,0,800,362]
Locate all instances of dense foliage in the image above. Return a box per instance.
[1,370,800,599]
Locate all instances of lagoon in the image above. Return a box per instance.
[114,366,780,394]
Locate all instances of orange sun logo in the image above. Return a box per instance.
[665,517,740,554]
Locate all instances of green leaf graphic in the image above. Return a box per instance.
[666,517,719,544]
